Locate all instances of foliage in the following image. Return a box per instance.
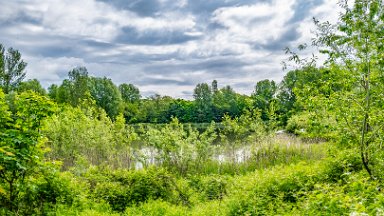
[88,77,123,119]
[251,79,277,121]
[144,118,217,175]
[193,175,227,201]
[17,78,46,95]
[219,109,266,167]
[43,105,136,170]
[193,83,213,122]
[125,200,189,216]
[0,90,56,212]
[308,0,384,179]
[119,83,141,103]
[0,44,27,93]
[91,168,177,212]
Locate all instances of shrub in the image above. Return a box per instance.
[124,200,189,216]
[93,168,177,212]
[200,175,227,201]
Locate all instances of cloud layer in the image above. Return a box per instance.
[0,0,339,98]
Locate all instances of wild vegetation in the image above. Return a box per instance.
[0,0,383,215]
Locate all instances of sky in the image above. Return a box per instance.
[0,0,339,98]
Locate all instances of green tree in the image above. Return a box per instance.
[68,66,89,106]
[212,80,218,94]
[303,0,383,178]
[140,94,173,123]
[166,99,194,123]
[119,83,141,103]
[193,83,213,122]
[56,79,72,104]
[17,79,46,95]
[213,85,244,121]
[251,80,277,121]
[0,44,27,93]
[47,84,59,100]
[88,77,123,119]
[0,90,56,211]
[54,67,89,106]
[276,70,298,125]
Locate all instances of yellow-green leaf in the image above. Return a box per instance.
[0,186,5,195]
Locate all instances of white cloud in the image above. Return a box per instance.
[3,0,197,43]
[25,56,86,84]
[211,0,296,44]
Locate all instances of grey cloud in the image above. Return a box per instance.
[136,77,194,86]
[288,0,324,24]
[115,27,202,45]
[0,12,41,25]
[182,90,193,95]
[142,57,251,79]
[96,0,161,16]
[185,0,272,15]
[254,27,302,51]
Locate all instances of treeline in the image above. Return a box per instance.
[0,48,300,125]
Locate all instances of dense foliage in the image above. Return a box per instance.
[0,0,383,215]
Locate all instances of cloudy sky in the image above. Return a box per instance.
[0,0,339,98]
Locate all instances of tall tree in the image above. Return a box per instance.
[213,85,243,121]
[0,90,56,211]
[0,44,27,93]
[193,83,213,122]
[88,77,123,119]
[47,84,59,100]
[212,80,218,94]
[311,0,384,179]
[17,79,46,95]
[68,66,89,106]
[276,70,298,125]
[251,79,277,121]
[119,83,141,103]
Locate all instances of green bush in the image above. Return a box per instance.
[198,175,227,201]
[124,200,189,216]
[322,148,363,182]
[0,170,80,215]
[93,168,176,212]
[297,174,384,215]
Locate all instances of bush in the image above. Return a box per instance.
[0,170,80,215]
[93,168,177,212]
[124,200,189,216]
[189,175,227,201]
[322,148,363,182]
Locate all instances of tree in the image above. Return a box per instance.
[166,99,194,123]
[47,84,59,100]
[307,0,383,179]
[193,83,213,122]
[251,80,277,121]
[140,94,173,123]
[119,83,141,103]
[17,79,46,95]
[0,90,56,211]
[276,70,298,125]
[54,67,90,106]
[88,77,123,119]
[212,80,218,94]
[68,66,89,106]
[0,44,27,93]
[56,79,72,104]
[213,85,243,121]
